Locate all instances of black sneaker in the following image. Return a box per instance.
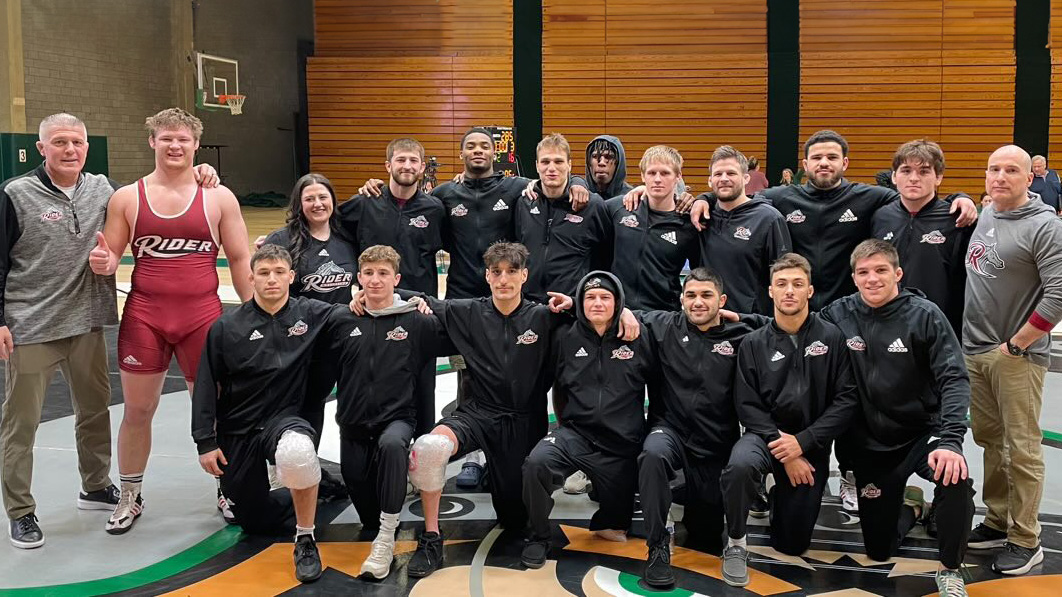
[750,483,769,519]
[216,488,236,525]
[407,531,444,578]
[294,534,323,583]
[992,542,1044,576]
[9,514,44,549]
[968,522,1007,550]
[923,498,939,538]
[644,541,674,587]
[318,469,348,503]
[78,484,120,510]
[520,538,550,569]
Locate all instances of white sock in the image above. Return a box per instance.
[729,535,747,549]
[119,473,143,495]
[379,512,400,535]
[296,525,315,541]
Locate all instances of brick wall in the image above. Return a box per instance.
[21,0,178,183]
[194,0,313,197]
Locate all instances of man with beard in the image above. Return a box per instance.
[699,146,791,315]
[872,139,972,337]
[586,135,633,199]
[606,146,699,311]
[636,267,768,587]
[515,133,611,303]
[719,253,858,586]
[340,138,444,434]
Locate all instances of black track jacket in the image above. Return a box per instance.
[734,312,858,457]
[641,311,769,459]
[820,290,970,454]
[192,296,333,454]
[871,196,973,336]
[339,188,445,296]
[606,198,699,311]
[554,271,659,457]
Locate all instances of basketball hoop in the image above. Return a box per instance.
[218,94,246,115]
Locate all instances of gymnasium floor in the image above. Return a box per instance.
[2,207,1061,596]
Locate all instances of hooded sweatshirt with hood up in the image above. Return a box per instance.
[963,192,1062,368]
[585,135,632,199]
[553,271,659,457]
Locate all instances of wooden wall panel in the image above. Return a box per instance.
[800,1,1014,197]
[308,56,513,199]
[314,0,513,57]
[1049,1,1062,167]
[543,1,768,193]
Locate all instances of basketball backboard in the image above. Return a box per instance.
[196,52,239,110]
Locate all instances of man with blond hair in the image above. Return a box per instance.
[606,145,699,311]
[962,144,1062,575]
[515,133,611,302]
[90,107,251,534]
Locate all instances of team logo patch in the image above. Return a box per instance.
[287,320,308,337]
[660,231,678,245]
[492,199,509,211]
[785,210,806,224]
[838,209,858,223]
[349,327,362,337]
[386,326,408,341]
[734,226,752,241]
[804,341,829,357]
[451,204,469,217]
[611,345,635,360]
[530,205,541,214]
[771,351,785,362]
[40,208,63,222]
[712,340,734,356]
[888,338,908,353]
[861,483,882,499]
[408,215,429,229]
[966,240,1005,279]
[846,336,866,351]
[584,277,603,290]
[565,213,584,224]
[620,215,639,228]
[132,235,214,258]
[883,231,894,241]
[301,261,353,293]
[575,347,588,357]
[122,354,142,366]
[516,329,539,345]
[920,230,946,244]
[249,330,264,341]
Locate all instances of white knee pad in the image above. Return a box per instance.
[408,434,454,492]
[275,430,321,490]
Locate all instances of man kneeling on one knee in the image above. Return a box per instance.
[521,272,658,569]
[821,239,975,596]
[192,244,334,583]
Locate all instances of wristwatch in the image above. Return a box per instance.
[1006,341,1027,357]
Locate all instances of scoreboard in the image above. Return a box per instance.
[483,126,519,177]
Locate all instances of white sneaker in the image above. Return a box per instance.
[105,488,144,535]
[563,470,591,495]
[839,471,858,513]
[360,531,396,579]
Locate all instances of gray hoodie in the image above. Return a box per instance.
[962,192,1062,367]
[585,135,632,199]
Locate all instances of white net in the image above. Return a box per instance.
[223,95,245,115]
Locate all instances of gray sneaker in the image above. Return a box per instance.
[722,544,749,587]
[935,568,968,596]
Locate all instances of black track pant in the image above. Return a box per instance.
[299,357,336,450]
[638,426,725,554]
[415,361,437,436]
[217,416,315,535]
[440,402,546,530]
[340,419,414,531]
[523,426,638,541]
[850,435,975,569]
[720,433,829,556]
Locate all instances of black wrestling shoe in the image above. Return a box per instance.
[407,531,444,578]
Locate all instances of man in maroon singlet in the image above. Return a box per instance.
[89,108,252,534]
